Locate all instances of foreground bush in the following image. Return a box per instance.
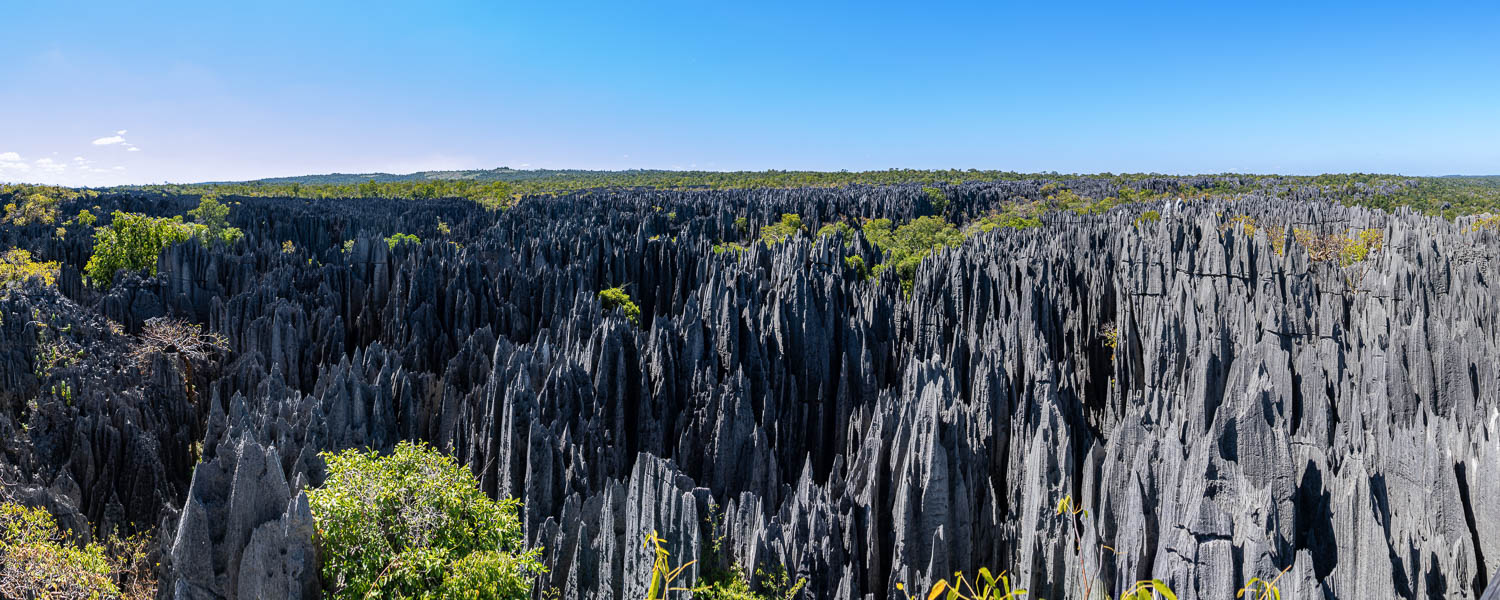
[0,500,155,600]
[306,441,544,600]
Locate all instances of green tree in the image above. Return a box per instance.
[0,500,156,599]
[865,216,966,295]
[186,195,244,245]
[385,233,421,249]
[84,212,199,287]
[598,286,641,325]
[306,442,544,600]
[760,214,803,245]
[0,248,59,287]
[2,191,61,226]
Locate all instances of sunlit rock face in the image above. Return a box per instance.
[1,179,1496,599]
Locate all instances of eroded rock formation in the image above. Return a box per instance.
[0,179,1496,599]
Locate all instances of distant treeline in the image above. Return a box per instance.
[6,170,1500,216]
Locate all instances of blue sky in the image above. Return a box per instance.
[2,1,1497,185]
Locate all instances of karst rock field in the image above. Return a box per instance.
[1,177,1498,600]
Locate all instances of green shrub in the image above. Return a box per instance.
[843,255,868,279]
[0,500,156,599]
[306,441,543,600]
[73,209,97,227]
[598,286,640,325]
[692,565,805,600]
[1337,229,1384,266]
[759,214,803,246]
[1133,210,1161,227]
[2,191,62,226]
[864,216,966,295]
[712,242,748,255]
[1471,214,1500,232]
[84,212,198,287]
[385,233,421,249]
[186,195,244,245]
[692,572,761,600]
[969,208,1043,233]
[0,249,59,287]
[815,221,855,243]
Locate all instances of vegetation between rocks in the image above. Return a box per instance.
[306,441,544,600]
[0,499,156,600]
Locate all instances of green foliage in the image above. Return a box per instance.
[1470,214,1500,232]
[437,219,452,236]
[969,206,1043,233]
[1121,579,1178,600]
[713,242,749,255]
[692,570,761,600]
[922,186,948,213]
[753,565,806,600]
[281,240,297,254]
[896,567,1027,600]
[1337,229,1384,266]
[760,213,803,246]
[734,216,749,232]
[1133,210,1161,227]
[643,531,696,600]
[186,195,244,245]
[0,500,156,599]
[692,565,806,600]
[815,221,855,244]
[305,441,543,600]
[1284,227,1385,266]
[865,216,966,295]
[73,209,97,227]
[0,248,59,287]
[598,286,641,325]
[189,196,226,234]
[1236,566,1293,600]
[385,232,421,249]
[843,255,868,279]
[84,211,198,287]
[1047,188,1120,215]
[2,191,63,226]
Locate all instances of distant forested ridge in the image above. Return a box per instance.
[57,169,1500,218]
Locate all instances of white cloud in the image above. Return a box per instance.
[0,153,30,174]
[93,135,126,145]
[127,147,141,152]
[34,158,66,173]
[116,130,127,135]
[112,166,126,171]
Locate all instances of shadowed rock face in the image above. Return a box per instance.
[0,178,1497,599]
